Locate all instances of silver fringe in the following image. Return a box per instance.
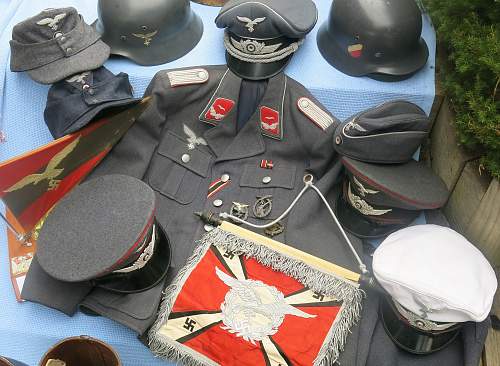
[149,227,364,366]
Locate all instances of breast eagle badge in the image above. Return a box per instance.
[36,13,66,30]
[236,16,266,33]
[183,124,207,150]
[4,136,80,193]
[132,30,158,46]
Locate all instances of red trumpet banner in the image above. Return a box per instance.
[0,98,151,300]
[157,245,344,366]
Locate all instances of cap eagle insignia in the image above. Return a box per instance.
[353,176,379,197]
[66,72,89,84]
[132,30,158,46]
[236,16,266,33]
[36,13,66,30]
[348,182,392,216]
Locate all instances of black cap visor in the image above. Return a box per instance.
[317,23,429,80]
[96,222,171,293]
[380,297,461,355]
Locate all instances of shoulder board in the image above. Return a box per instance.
[297,97,334,131]
[167,68,209,87]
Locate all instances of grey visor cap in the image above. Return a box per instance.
[93,0,203,66]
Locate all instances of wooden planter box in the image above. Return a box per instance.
[428,96,500,366]
[430,97,500,266]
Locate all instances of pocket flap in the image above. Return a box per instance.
[157,131,212,177]
[240,164,296,189]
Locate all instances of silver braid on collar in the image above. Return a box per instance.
[224,32,303,64]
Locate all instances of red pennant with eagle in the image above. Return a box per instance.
[150,227,362,366]
[0,98,151,300]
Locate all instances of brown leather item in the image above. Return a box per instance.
[39,336,121,366]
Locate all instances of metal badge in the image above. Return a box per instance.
[66,72,89,85]
[347,183,391,216]
[236,16,266,32]
[264,222,284,237]
[230,202,249,223]
[132,30,158,46]
[36,13,66,30]
[183,124,207,150]
[253,195,273,218]
[230,37,281,55]
[353,176,378,197]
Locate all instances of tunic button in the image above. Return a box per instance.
[221,174,230,182]
[299,99,309,108]
[262,176,272,184]
[181,154,190,163]
[335,136,342,145]
[60,36,66,42]
[66,47,73,53]
[213,199,223,207]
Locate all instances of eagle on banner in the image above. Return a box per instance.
[0,97,151,300]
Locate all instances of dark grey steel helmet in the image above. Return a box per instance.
[94,0,203,66]
[317,0,429,81]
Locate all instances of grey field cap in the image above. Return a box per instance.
[334,100,429,164]
[10,7,110,84]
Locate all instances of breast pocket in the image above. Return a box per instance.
[240,164,297,220]
[147,130,212,205]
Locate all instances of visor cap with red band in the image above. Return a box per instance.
[335,157,449,239]
[36,174,171,293]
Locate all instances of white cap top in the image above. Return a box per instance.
[373,224,497,323]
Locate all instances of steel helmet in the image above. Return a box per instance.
[317,0,429,81]
[94,0,203,66]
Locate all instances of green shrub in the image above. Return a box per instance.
[423,0,500,178]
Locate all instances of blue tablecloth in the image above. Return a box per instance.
[0,0,436,364]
